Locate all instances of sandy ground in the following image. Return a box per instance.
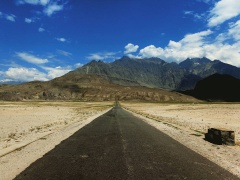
[1,101,240,179]
[121,102,240,178]
[0,101,113,180]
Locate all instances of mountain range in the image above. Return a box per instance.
[70,56,240,91]
[1,56,240,102]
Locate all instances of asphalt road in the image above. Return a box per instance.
[15,105,238,180]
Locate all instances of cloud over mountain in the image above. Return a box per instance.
[124,43,139,54]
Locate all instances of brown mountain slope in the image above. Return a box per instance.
[0,74,199,102]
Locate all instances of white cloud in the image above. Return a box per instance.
[139,45,164,59]
[140,30,212,61]
[16,52,49,65]
[74,63,83,68]
[40,0,50,6]
[124,1,240,67]
[124,43,139,54]
[56,37,67,42]
[44,3,63,16]
[184,11,205,20]
[57,49,72,56]
[18,0,63,16]
[208,0,240,27]
[41,66,72,79]
[0,12,16,22]
[18,0,39,5]
[86,52,117,60]
[138,29,240,67]
[1,65,74,82]
[25,18,33,23]
[38,27,45,32]
[18,0,50,6]
[5,67,48,82]
[87,54,103,60]
[6,14,16,22]
[228,20,240,41]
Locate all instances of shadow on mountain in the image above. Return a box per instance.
[181,73,240,102]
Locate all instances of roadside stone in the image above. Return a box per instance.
[205,128,235,146]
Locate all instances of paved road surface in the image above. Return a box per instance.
[15,105,238,180]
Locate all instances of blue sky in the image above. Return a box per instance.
[0,0,240,82]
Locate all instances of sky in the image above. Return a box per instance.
[0,0,240,83]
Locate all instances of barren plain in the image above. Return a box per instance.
[0,101,113,180]
[1,101,240,179]
[121,102,240,178]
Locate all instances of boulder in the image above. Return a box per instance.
[205,128,235,146]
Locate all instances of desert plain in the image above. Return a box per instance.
[0,101,113,180]
[0,101,240,179]
[121,102,240,178]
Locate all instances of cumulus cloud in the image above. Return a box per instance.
[139,45,164,59]
[138,29,240,67]
[1,65,74,82]
[124,43,139,54]
[16,52,49,65]
[41,66,72,79]
[4,67,48,82]
[56,37,67,42]
[140,30,212,61]
[0,50,82,82]
[208,0,240,27]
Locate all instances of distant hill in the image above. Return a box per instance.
[0,73,198,102]
[0,81,24,85]
[70,56,240,90]
[181,74,240,102]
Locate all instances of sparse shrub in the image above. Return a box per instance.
[8,133,16,139]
